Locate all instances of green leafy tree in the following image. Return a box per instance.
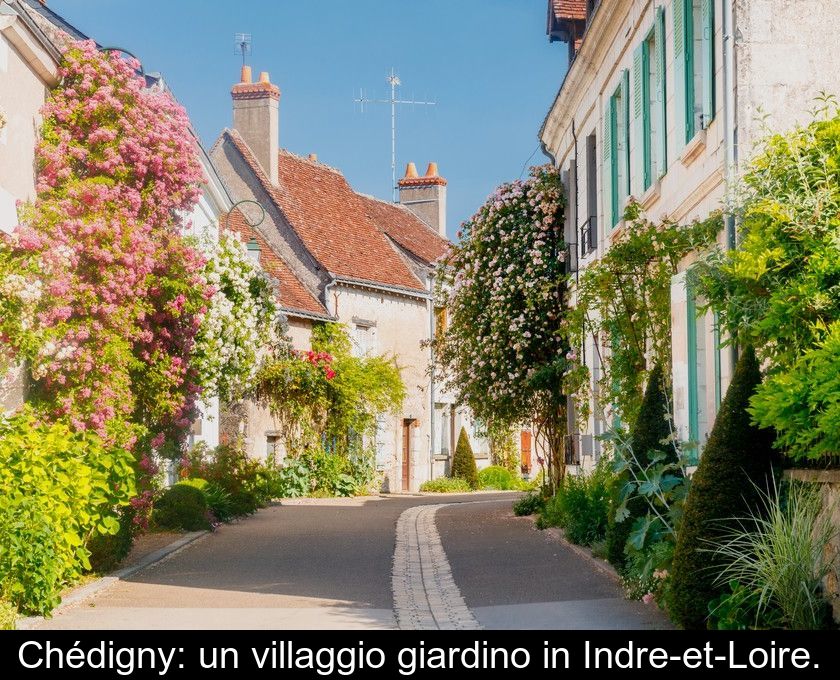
[670,347,777,629]
[695,101,840,461]
[451,427,479,489]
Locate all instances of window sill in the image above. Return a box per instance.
[639,180,661,210]
[434,454,450,461]
[609,219,626,244]
[680,129,707,167]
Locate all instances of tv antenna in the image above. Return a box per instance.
[355,68,436,201]
[234,33,252,66]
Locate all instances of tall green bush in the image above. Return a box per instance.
[451,427,479,489]
[0,410,134,615]
[670,347,777,629]
[152,483,211,532]
[606,365,673,568]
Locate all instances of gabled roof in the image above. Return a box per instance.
[357,193,450,266]
[225,208,330,320]
[551,0,586,22]
[221,129,426,293]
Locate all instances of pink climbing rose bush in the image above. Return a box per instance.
[0,39,208,454]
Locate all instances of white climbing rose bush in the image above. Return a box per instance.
[192,229,285,403]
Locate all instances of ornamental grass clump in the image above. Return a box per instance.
[711,481,835,630]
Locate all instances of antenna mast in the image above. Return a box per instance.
[234,33,252,66]
[355,68,436,202]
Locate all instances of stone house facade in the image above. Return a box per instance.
[540,0,840,468]
[210,67,488,491]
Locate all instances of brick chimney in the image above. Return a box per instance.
[231,66,280,185]
[398,162,447,238]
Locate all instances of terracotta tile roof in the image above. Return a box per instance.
[552,0,586,21]
[225,208,329,318]
[357,194,450,266]
[224,130,426,292]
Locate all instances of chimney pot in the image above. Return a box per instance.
[240,65,252,84]
[425,162,439,178]
[404,162,419,179]
[259,71,271,84]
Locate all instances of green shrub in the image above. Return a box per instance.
[86,506,138,573]
[271,457,312,498]
[670,347,778,630]
[707,580,784,630]
[152,484,211,531]
[420,477,472,493]
[180,478,235,522]
[539,458,613,546]
[451,427,479,489]
[606,364,673,569]
[711,482,834,630]
[479,465,517,490]
[0,599,16,630]
[0,410,135,615]
[185,442,272,516]
[513,491,545,516]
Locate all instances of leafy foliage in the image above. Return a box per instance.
[670,347,777,629]
[606,365,678,568]
[567,202,719,425]
[488,423,519,472]
[513,492,546,517]
[712,482,834,630]
[0,409,134,615]
[694,103,840,461]
[152,483,210,532]
[434,165,571,486]
[0,599,15,630]
[707,580,784,630]
[419,477,473,493]
[538,457,614,546]
[451,427,479,489]
[255,323,405,458]
[478,465,517,490]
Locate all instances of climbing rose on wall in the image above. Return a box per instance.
[0,39,207,452]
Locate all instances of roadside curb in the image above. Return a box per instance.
[16,530,208,630]
[542,526,621,583]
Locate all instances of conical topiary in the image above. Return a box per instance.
[669,346,777,629]
[451,426,479,489]
[606,364,673,569]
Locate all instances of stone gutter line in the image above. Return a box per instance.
[16,530,209,630]
[541,525,621,583]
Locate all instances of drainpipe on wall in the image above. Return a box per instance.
[722,0,739,374]
[427,273,436,484]
[324,277,338,317]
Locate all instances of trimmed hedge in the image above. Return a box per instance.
[606,364,673,568]
[451,427,479,489]
[670,347,777,629]
[419,477,473,493]
[152,483,211,532]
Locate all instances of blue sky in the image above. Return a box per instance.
[48,0,569,238]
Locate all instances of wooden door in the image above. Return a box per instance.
[402,420,411,491]
[520,430,532,474]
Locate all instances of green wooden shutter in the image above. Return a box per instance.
[686,282,699,454]
[673,0,688,148]
[622,69,631,199]
[602,97,613,229]
[632,44,645,195]
[701,0,715,128]
[655,6,667,176]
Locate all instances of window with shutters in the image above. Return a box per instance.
[606,73,630,228]
[675,0,715,148]
[635,20,666,193]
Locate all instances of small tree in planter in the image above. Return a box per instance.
[670,347,777,629]
[451,427,479,490]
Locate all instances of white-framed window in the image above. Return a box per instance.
[352,319,377,357]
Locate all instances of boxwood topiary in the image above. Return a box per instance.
[606,364,673,569]
[451,427,479,489]
[152,483,211,531]
[669,346,778,629]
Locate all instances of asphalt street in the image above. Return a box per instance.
[36,493,668,630]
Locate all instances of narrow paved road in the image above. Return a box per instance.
[36,494,668,629]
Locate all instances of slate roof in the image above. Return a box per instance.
[357,194,450,266]
[222,129,427,293]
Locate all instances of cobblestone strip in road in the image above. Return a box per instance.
[392,503,481,630]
